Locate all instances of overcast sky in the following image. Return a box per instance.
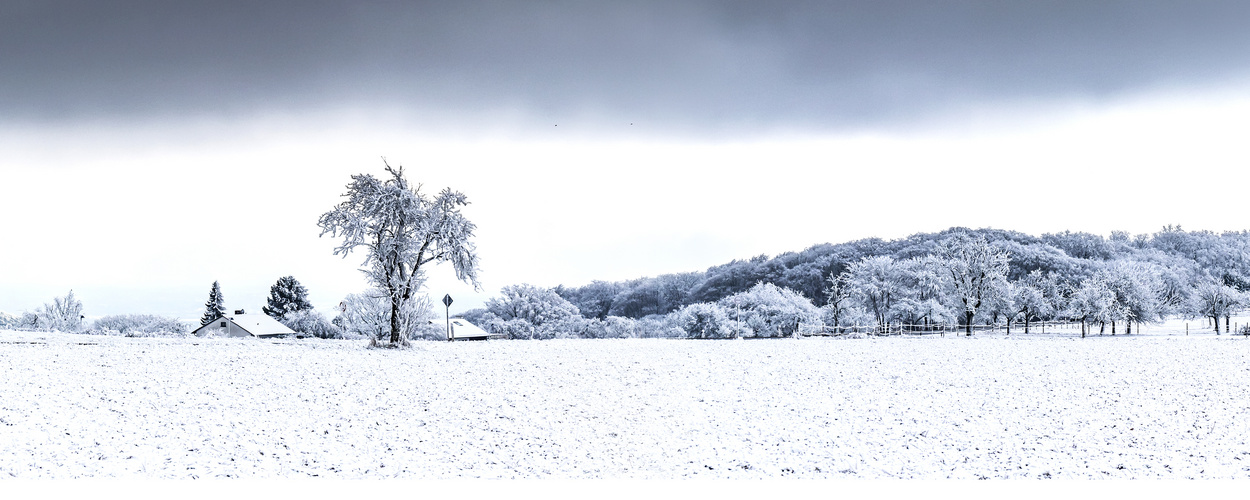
[4,1,1250,320]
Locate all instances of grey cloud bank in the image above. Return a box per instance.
[5,1,1249,132]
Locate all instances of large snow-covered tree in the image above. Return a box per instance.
[894,255,955,330]
[1067,276,1121,337]
[845,255,905,331]
[674,302,733,339]
[716,283,820,338]
[1012,270,1055,334]
[1188,279,1243,333]
[33,290,84,333]
[318,160,481,344]
[1099,261,1163,334]
[200,281,226,326]
[938,234,1011,335]
[262,276,313,319]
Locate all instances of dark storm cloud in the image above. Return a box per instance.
[4,1,1249,131]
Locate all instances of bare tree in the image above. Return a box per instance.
[318,160,481,344]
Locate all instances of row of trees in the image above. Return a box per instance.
[554,226,1250,328]
[460,281,821,340]
[469,227,1249,339]
[1,290,86,333]
[1,290,189,337]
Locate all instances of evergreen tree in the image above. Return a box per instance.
[200,281,226,326]
[263,276,313,319]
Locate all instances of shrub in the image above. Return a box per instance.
[89,314,189,337]
[485,284,581,328]
[475,311,535,339]
[674,302,733,339]
[0,312,19,329]
[602,316,639,338]
[457,308,491,326]
[544,315,599,339]
[717,283,821,338]
[280,310,342,339]
[333,290,435,341]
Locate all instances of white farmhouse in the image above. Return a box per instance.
[192,310,295,338]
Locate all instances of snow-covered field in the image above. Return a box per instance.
[2,330,1249,478]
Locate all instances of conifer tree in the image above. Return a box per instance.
[200,281,226,326]
[263,276,313,319]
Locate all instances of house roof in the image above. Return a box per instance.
[229,314,295,336]
[191,313,295,337]
[449,318,490,339]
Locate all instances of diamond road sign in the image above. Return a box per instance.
[442,294,453,308]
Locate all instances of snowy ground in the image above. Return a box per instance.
[1,329,1249,478]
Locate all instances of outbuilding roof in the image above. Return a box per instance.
[448,318,490,339]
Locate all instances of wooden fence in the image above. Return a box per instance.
[797,320,1088,337]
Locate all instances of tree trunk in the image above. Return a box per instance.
[1214,315,1221,334]
[389,295,402,344]
[1111,321,1116,335]
[1081,318,1086,338]
[964,311,974,336]
[1127,321,1132,335]
[1024,315,1030,334]
[1099,321,1105,335]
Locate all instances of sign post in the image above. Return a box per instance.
[443,294,454,341]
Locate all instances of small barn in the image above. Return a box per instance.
[446,318,491,341]
[192,310,295,338]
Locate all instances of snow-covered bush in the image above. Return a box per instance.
[280,310,341,339]
[643,314,687,339]
[630,316,670,338]
[545,315,599,339]
[469,310,529,339]
[717,283,821,338]
[835,306,877,332]
[89,314,188,337]
[334,290,436,341]
[486,284,581,327]
[578,318,610,339]
[674,302,734,339]
[479,284,585,339]
[602,316,639,338]
[457,308,491,327]
[0,312,19,329]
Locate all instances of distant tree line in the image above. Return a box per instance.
[464,226,1250,339]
